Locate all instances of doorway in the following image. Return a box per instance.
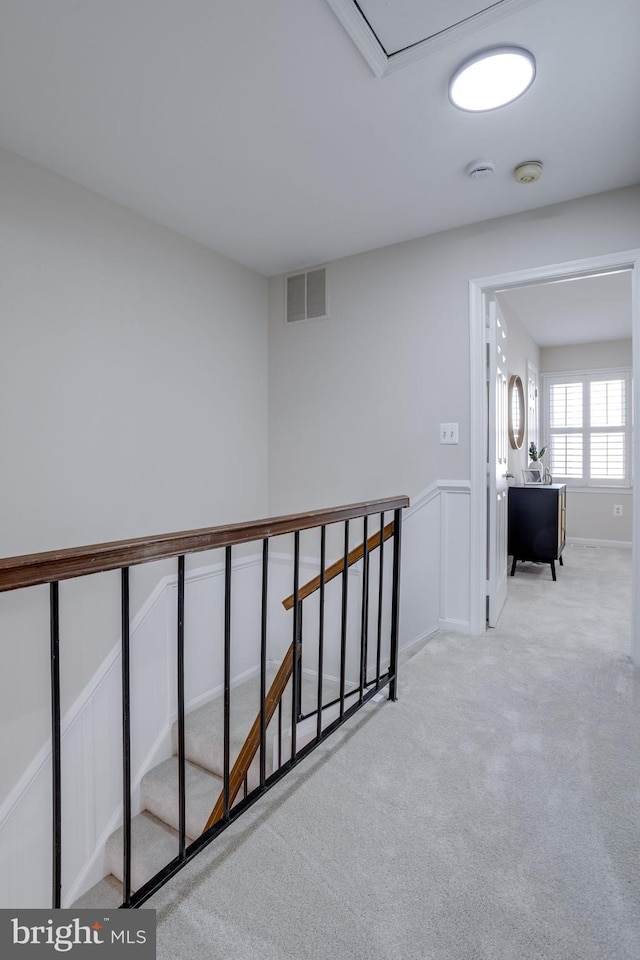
[469,250,640,663]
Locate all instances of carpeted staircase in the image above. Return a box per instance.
[74,668,342,907]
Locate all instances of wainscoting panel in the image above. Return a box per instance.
[438,483,471,632]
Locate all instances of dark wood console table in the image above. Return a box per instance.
[508,484,567,581]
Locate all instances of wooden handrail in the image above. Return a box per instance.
[0,496,409,592]
[202,639,301,832]
[282,521,395,611]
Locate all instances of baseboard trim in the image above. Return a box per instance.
[566,537,633,550]
[400,627,439,654]
[438,617,471,635]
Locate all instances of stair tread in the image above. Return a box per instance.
[177,668,341,781]
[72,874,123,909]
[141,756,222,841]
[175,667,279,778]
[105,811,181,893]
[87,670,347,901]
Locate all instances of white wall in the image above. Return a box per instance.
[268,187,640,635]
[4,173,640,826]
[540,338,633,543]
[0,149,269,799]
[268,187,640,518]
[541,339,632,372]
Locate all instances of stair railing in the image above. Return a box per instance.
[281,520,395,610]
[202,518,398,832]
[202,637,301,831]
[0,495,408,909]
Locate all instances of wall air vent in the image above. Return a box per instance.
[286,268,327,324]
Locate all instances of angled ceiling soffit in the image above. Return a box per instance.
[325,0,541,78]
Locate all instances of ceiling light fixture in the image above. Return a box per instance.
[449,46,536,112]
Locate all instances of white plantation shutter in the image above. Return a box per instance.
[549,382,582,429]
[589,379,626,480]
[549,382,583,478]
[591,379,624,427]
[550,434,583,478]
[544,370,631,486]
[590,434,625,479]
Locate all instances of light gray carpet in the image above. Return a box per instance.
[149,544,640,960]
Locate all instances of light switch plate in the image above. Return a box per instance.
[440,422,459,444]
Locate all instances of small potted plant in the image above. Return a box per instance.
[528,442,547,481]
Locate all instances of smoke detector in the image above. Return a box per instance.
[467,160,495,180]
[514,160,543,183]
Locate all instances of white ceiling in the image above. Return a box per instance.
[352,0,508,55]
[0,0,638,276]
[497,270,633,347]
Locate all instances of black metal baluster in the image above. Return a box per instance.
[177,556,186,859]
[389,508,403,701]
[223,546,232,817]
[359,516,369,703]
[376,512,385,688]
[34,499,409,911]
[339,521,349,719]
[260,538,268,789]
[50,582,62,909]
[296,602,303,722]
[316,525,326,740]
[291,533,300,761]
[120,570,132,907]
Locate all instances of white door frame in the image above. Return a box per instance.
[469,249,640,664]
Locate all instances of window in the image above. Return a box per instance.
[544,370,632,486]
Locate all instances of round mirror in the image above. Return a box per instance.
[508,374,525,449]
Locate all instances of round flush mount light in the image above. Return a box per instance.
[449,46,536,112]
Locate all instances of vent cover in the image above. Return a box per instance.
[286,268,327,324]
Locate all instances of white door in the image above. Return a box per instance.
[487,298,509,626]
